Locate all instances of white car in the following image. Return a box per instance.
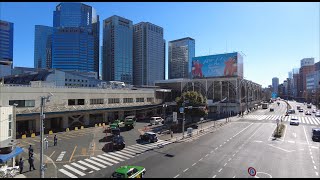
[312,109,317,113]
[290,117,299,125]
[316,112,320,117]
[305,111,311,115]
[150,117,163,125]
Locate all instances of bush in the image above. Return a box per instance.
[273,123,285,138]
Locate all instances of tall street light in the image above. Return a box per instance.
[40,93,53,178]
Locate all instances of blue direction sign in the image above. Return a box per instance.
[272,92,277,99]
[248,167,256,176]
[179,107,184,113]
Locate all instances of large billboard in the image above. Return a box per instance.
[191,52,243,78]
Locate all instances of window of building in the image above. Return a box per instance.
[78,99,85,105]
[8,114,12,137]
[78,79,80,82]
[9,100,35,108]
[65,79,67,81]
[108,98,120,104]
[136,98,144,102]
[123,98,133,103]
[147,98,154,103]
[90,99,104,105]
[68,99,76,105]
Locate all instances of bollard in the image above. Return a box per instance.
[99,123,101,127]
[102,123,105,127]
[81,126,84,130]
[75,127,78,131]
[31,133,36,138]
[49,130,53,135]
[66,128,69,132]
[95,124,98,127]
[22,134,27,139]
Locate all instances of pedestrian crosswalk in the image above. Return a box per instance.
[56,151,66,161]
[58,139,172,178]
[243,115,320,125]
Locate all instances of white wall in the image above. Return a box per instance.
[0,106,13,146]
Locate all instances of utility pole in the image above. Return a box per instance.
[40,97,45,178]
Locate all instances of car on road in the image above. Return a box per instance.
[312,109,317,113]
[312,128,320,142]
[111,166,146,178]
[305,111,311,115]
[315,112,320,117]
[290,117,299,125]
[270,108,274,112]
[150,117,163,125]
[112,135,125,150]
[124,115,136,130]
[140,132,158,143]
[297,105,301,110]
[307,104,312,109]
[287,109,295,114]
[298,109,303,112]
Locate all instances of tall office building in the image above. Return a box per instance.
[102,15,133,84]
[34,25,53,69]
[272,77,279,95]
[133,22,165,86]
[52,3,100,79]
[168,37,195,79]
[0,20,14,77]
[300,58,314,67]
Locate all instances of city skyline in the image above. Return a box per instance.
[0,2,319,87]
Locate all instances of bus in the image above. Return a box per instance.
[262,103,269,109]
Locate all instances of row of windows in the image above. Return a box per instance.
[65,79,88,82]
[9,100,35,107]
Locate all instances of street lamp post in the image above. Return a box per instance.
[40,93,53,178]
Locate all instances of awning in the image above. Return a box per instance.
[0,147,24,163]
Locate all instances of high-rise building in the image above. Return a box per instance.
[300,58,314,67]
[0,20,14,77]
[34,25,53,69]
[168,37,195,79]
[133,22,165,86]
[51,3,100,79]
[315,61,320,71]
[298,58,315,98]
[272,77,279,95]
[102,15,133,84]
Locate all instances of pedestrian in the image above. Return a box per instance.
[44,137,49,149]
[170,130,173,138]
[28,155,36,171]
[54,135,57,146]
[19,158,24,174]
[28,145,33,157]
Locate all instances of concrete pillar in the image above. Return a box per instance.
[84,114,90,126]
[103,112,108,123]
[119,111,124,120]
[62,116,68,129]
[35,117,40,133]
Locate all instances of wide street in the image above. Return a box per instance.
[17,100,319,178]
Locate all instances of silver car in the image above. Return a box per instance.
[290,117,299,125]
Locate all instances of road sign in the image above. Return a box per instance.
[179,107,184,113]
[248,167,256,176]
[173,112,177,122]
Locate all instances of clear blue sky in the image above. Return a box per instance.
[0,2,319,87]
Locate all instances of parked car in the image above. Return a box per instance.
[150,117,163,125]
[315,112,320,117]
[140,132,158,143]
[312,128,320,142]
[305,111,311,115]
[290,117,299,126]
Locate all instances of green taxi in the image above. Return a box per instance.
[111,166,146,178]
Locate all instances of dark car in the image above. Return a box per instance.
[111,128,120,137]
[312,128,320,142]
[140,132,158,143]
[112,135,125,150]
[270,108,274,112]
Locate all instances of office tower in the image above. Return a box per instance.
[52,2,100,79]
[34,25,53,69]
[272,77,279,95]
[133,22,165,85]
[102,15,133,84]
[0,20,14,77]
[168,37,195,79]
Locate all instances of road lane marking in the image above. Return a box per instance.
[293,133,296,138]
[71,162,87,171]
[69,146,77,162]
[97,155,119,164]
[232,154,235,157]
[311,156,314,159]
[220,145,222,147]
[59,169,77,178]
[212,175,216,178]
[228,158,231,161]
[233,176,236,178]
[199,158,203,161]
[223,142,226,144]
[114,151,135,158]
[313,160,315,164]
[103,153,126,161]
[49,151,55,158]
[183,168,189,172]
[288,141,295,143]
[84,159,106,168]
[174,174,180,178]
[78,160,100,171]
[210,150,213,153]
[215,147,218,150]
[205,154,209,157]
[192,163,197,166]
[119,149,137,155]
[316,172,318,176]
[303,125,310,146]
[91,157,113,166]
[63,165,86,176]
[56,151,66,161]
[311,146,319,149]
[224,163,227,166]
[315,166,317,170]
[218,168,222,172]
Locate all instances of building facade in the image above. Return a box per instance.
[34,25,53,69]
[133,22,165,86]
[168,37,195,79]
[52,3,100,79]
[272,77,279,95]
[102,15,133,84]
[0,20,14,77]
[300,58,314,67]
[298,64,314,98]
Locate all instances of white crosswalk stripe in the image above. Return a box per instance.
[113,151,135,158]
[97,155,119,164]
[122,147,144,154]
[102,153,125,161]
[90,157,113,166]
[56,151,66,161]
[119,149,138,155]
[107,152,131,160]
[70,162,87,171]
[301,117,305,123]
[63,165,86,176]
[78,160,101,171]
[243,114,320,126]
[305,117,310,124]
[59,169,77,178]
[310,117,319,125]
[314,118,320,125]
[308,117,314,125]
[125,146,148,153]
[84,159,107,168]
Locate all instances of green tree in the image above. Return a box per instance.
[175,91,208,117]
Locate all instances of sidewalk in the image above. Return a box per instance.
[14,174,27,178]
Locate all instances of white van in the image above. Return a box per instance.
[150,117,163,125]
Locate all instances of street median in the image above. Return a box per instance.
[273,123,286,138]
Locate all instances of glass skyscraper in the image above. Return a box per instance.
[34,25,53,69]
[0,20,14,77]
[133,22,165,86]
[168,37,195,79]
[52,3,100,79]
[102,15,133,84]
